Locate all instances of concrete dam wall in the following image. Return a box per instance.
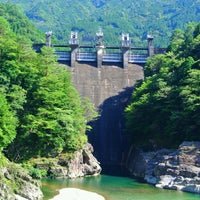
[70,62,144,168]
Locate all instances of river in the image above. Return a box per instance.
[42,175,200,200]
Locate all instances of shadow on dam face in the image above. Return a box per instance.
[70,62,144,172]
[87,86,134,171]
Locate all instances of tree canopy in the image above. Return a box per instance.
[0,0,200,46]
[0,2,44,42]
[125,23,200,149]
[0,8,94,162]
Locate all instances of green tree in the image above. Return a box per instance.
[0,93,17,151]
[125,23,200,149]
[0,13,91,162]
[167,29,184,54]
[0,3,44,42]
[179,69,200,140]
[8,47,88,161]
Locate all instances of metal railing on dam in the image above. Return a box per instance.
[76,52,97,62]
[54,51,148,64]
[54,51,71,61]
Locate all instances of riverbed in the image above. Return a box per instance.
[42,175,200,200]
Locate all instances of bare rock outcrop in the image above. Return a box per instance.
[0,143,101,200]
[0,162,43,200]
[38,143,101,179]
[126,141,200,194]
[63,143,102,178]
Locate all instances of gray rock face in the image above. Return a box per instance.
[0,143,101,200]
[126,142,200,194]
[0,164,43,200]
[67,143,102,178]
[48,143,102,178]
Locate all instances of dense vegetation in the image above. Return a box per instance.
[125,23,200,149]
[0,3,44,42]
[0,4,95,163]
[0,0,200,46]
[1,1,199,198]
[0,0,199,164]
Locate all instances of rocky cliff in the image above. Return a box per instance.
[0,157,43,200]
[0,143,101,200]
[126,141,200,194]
[34,143,101,179]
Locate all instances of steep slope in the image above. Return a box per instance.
[0,0,200,46]
[0,3,44,42]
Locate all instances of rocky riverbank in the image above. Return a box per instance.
[126,141,200,194]
[0,143,101,199]
[0,156,43,200]
[28,143,101,178]
[34,143,101,179]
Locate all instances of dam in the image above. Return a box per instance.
[34,30,166,169]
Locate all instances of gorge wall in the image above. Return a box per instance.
[69,62,144,168]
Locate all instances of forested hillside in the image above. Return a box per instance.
[125,23,200,150]
[0,0,200,46]
[0,3,95,163]
[0,3,44,42]
[0,2,200,198]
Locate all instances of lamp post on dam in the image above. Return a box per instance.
[96,28,104,68]
[121,33,131,69]
[69,31,79,68]
[147,34,154,57]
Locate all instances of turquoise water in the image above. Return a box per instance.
[42,175,200,200]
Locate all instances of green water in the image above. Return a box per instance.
[42,175,200,200]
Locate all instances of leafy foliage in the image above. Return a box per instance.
[0,93,18,151]
[16,48,87,158]
[125,23,200,149]
[6,45,89,161]
[0,0,200,46]
[0,2,44,42]
[0,7,94,163]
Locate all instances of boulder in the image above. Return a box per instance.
[66,143,101,178]
[0,164,43,200]
[46,143,101,178]
[0,143,101,199]
[126,141,200,194]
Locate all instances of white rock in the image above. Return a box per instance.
[50,188,105,200]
